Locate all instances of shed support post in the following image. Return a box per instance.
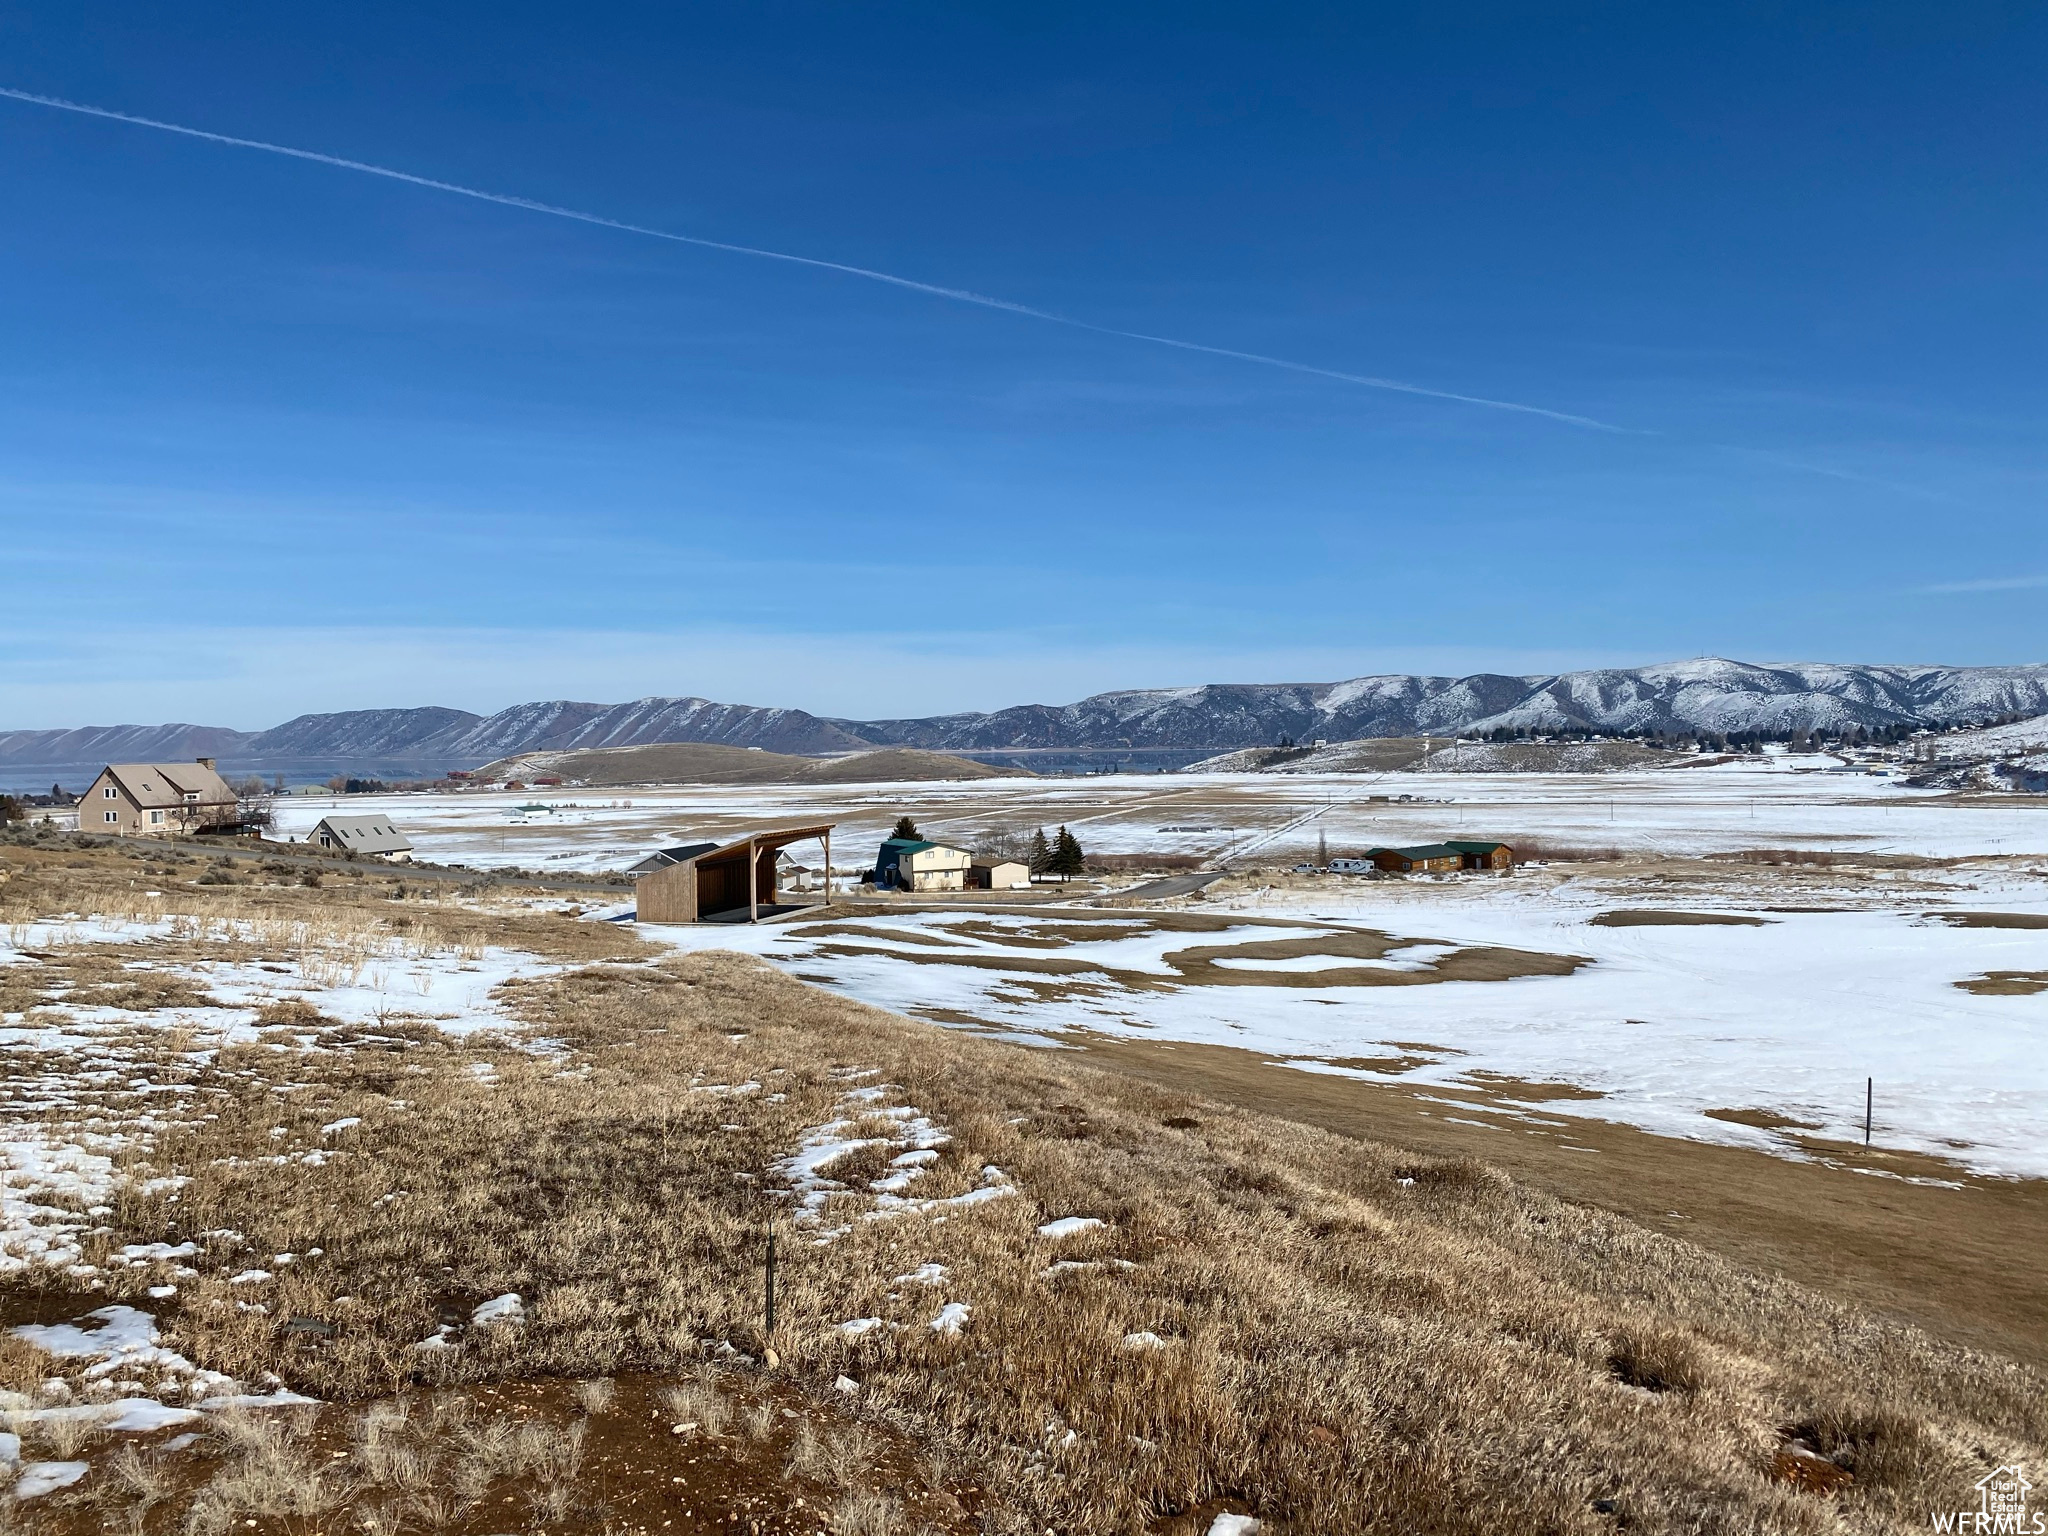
[822,830,832,907]
[748,839,758,923]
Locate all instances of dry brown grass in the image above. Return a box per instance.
[1955,970,2048,995]
[0,839,2042,1532]
[52,947,2032,1533]
[1934,910,2048,929]
[1591,909,1772,927]
[796,908,1585,991]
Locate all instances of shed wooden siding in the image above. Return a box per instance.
[635,824,835,924]
[1368,841,1516,874]
[1368,846,1463,874]
[1448,842,1515,870]
[635,860,699,924]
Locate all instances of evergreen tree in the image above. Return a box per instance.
[1027,827,1052,875]
[890,815,921,841]
[1052,825,1085,877]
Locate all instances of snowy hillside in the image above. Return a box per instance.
[1932,713,2048,759]
[4,658,2044,787]
[850,658,2048,751]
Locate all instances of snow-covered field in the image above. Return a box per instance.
[270,753,2048,874]
[270,761,2048,1181]
[636,892,2048,1182]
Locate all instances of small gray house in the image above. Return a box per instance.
[627,842,719,876]
[305,813,414,861]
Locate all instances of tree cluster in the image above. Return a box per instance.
[1029,825,1085,878]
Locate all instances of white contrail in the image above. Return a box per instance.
[0,85,1624,431]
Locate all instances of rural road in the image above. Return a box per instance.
[1118,871,1226,899]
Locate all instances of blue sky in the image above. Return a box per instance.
[2,2,2044,727]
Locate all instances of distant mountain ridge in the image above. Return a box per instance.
[837,659,2048,750]
[5,660,2046,784]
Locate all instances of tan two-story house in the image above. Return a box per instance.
[81,759,239,836]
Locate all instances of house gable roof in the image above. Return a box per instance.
[627,841,720,875]
[308,813,413,854]
[101,762,238,810]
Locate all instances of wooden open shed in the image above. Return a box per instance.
[634,824,835,924]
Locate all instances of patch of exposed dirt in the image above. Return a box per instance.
[1591,910,1771,927]
[1463,1071,1607,1102]
[1705,1107,1824,1132]
[1955,971,2048,996]
[1934,911,2048,930]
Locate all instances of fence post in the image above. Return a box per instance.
[1864,1077,1873,1146]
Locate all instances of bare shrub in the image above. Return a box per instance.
[452,1414,519,1481]
[526,1477,576,1524]
[831,1488,902,1536]
[106,1440,170,1499]
[1801,1404,1935,1492]
[30,1409,107,1458]
[822,1425,877,1488]
[571,1377,615,1415]
[786,1422,834,1482]
[184,1412,341,1534]
[402,1487,468,1529]
[1608,1327,1709,1394]
[662,1379,731,1436]
[1392,1155,1510,1197]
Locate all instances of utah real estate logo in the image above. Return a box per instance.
[1932,1465,2039,1533]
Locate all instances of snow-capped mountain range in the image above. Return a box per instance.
[4,659,2045,785]
[844,659,2048,750]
